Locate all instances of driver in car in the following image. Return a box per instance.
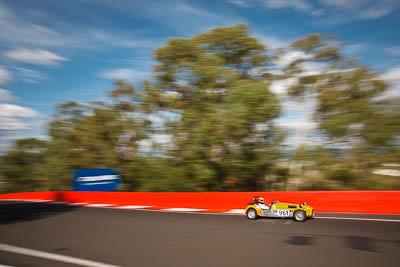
[258,197,270,210]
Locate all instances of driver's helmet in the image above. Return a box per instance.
[258,197,265,204]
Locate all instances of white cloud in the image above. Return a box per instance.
[311,9,325,16]
[318,0,400,22]
[0,117,30,131]
[378,66,400,99]
[277,51,312,68]
[153,134,172,144]
[175,2,221,17]
[13,67,46,84]
[0,2,66,47]
[0,2,160,50]
[101,0,242,35]
[0,89,15,102]
[0,89,42,149]
[269,78,298,95]
[269,47,328,147]
[275,115,317,130]
[274,96,319,147]
[256,34,288,49]
[275,117,318,147]
[0,66,12,85]
[272,49,327,76]
[168,1,242,33]
[385,46,400,56]
[230,0,249,7]
[320,0,365,8]
[261,0,400,23]
[88,29,160,48]
[380,67,400,81]
[268,47,329,147]
[0,103,40,131]
[301,61,327,76]
[0,103,39,118]
[4,49,67,65]
[264,0,312,11]
[359,7,392,19]
[100,68,149,81]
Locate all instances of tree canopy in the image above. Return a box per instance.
[1,24,399,193]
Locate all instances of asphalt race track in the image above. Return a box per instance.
[0,201,399,267]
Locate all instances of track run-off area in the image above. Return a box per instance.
[0,201,399,267]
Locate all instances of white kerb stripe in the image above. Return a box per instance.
[316,216,400,223]
[115,205,152,209]
[0,243,118,267]
[162,208,207,212]
[224,209,245,214]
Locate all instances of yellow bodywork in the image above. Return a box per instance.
[245,204,263,216]
[245,202,314,217]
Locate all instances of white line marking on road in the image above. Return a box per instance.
[224,209,245,214]
[315,216,400,222]
[161,208,207,212]
[115,205,152,209]
[119,208,234,215]
[123,208,400,221]
[0,243,119,267]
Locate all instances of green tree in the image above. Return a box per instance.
[285,34,400,152]
[1,138,48,192]
[142,24,283,191]
[39,81,148,190]
[2,25,399,193]
[282,34,400,189]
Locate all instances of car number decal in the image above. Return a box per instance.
[277,209,292,217]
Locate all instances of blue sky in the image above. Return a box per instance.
[1,0,400,150]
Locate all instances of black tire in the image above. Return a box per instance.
[293,210,307,222]
[246,208,258,220]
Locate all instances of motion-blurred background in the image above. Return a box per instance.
[1,0,399,193]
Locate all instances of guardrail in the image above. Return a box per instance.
[1,191,400,214]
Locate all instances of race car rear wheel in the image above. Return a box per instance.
[246,208,258,220]
[293,210,307,222]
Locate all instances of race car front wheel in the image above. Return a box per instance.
[293,210,307,222]
[246,208,258,220]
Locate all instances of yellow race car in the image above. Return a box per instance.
[245,196,314,222]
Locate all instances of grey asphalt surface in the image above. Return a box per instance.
[1,201,400,267]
